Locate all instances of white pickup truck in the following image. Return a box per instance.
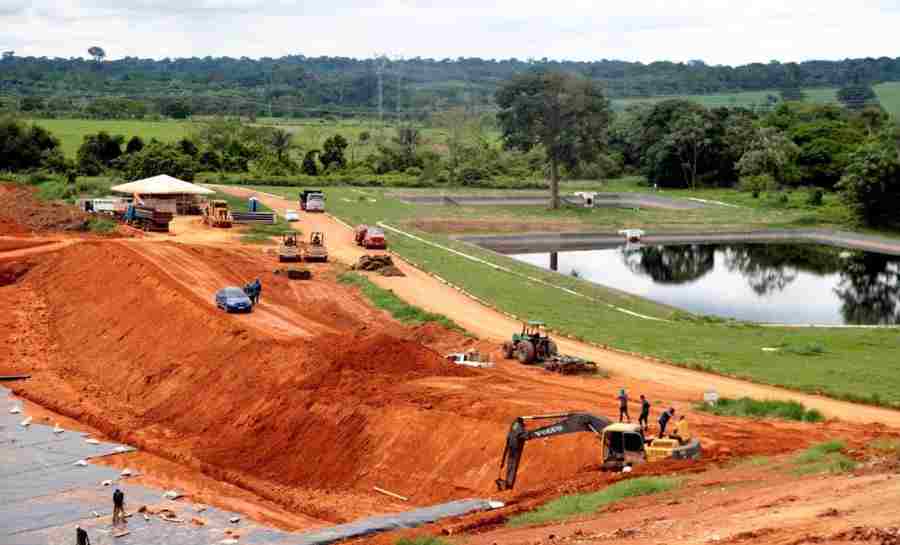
[446,352,493,368]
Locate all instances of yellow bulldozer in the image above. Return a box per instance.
[202,200,233,228]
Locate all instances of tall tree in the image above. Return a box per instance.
[837,137,900,228]
[269,128,293,162]
[495,71,610,208]
[320,134,348,170]
[87,46,106,64]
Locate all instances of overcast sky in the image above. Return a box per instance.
[2,0,899,65]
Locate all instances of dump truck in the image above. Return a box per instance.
[495,413,701,490]
[123,205,173,232]
[299,190,325,212]
[302,232,328,262]
[202,200,233,228]
[278,232,301,262]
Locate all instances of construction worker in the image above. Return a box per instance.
[638,394,651,432]
[670,415,691,445]
[76,525,90,545]
[252,278,262,304]
[658,407,675,438]
[112,488,125,527]
[617,388,630,423]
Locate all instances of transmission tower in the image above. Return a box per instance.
[374,54,389,124]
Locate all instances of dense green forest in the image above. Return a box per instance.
[2,53,900,117]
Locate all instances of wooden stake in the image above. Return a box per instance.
[373,486,408,501]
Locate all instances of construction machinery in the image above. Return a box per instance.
[502,321,558,364]
[299,190,325,212]
[278,232,301,262]
[495,413,701,491]
[302,232,328,262]
[122,205,173,232]
[202,200,233,228]
[502,320,597,374]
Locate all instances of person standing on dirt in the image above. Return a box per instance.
[658,407,675,438]
[617,388,630,423]
[670,415,691,445]
[639,394,651,432]
[112,488,125,527]
[252,278,262,305]
[76,525,90,545]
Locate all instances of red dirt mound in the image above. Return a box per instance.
[0,183,90,233]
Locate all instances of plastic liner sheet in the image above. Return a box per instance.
[290,499,499,545]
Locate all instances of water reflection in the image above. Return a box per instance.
[623,244,715,284]
[513,243,900,325]
[836,253,900,324]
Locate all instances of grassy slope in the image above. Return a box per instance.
[508,477,680,527]
[247,184,900,406]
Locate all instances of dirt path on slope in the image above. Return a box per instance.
[215,186,900,426]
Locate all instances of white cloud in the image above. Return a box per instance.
[1,0,898,64]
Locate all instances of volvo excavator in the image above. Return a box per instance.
[495,412,701,491]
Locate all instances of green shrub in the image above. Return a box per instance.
[806,187,825,206]
[85,216,117,233]
[396,537,449,545]
[792,440,856,475]
[696,397,824,422]
[782,341,826,356]
[508,477,679,527]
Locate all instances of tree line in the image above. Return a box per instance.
[3,69,899,228]
[3,52,900,117]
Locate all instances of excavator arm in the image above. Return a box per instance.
[495,412,612,491]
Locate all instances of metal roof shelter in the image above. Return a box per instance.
[111,175,214,214]
[110,175,215,196]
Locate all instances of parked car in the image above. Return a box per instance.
[362,227,387,249]
[215,287,253,313]
[284,209,299,222]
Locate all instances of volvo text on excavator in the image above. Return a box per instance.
[495,412,701,491]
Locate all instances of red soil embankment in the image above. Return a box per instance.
[4,239,893,527]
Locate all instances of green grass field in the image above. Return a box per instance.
[245,183,900,407]
[31,119,192,158]
[29,117,454,159]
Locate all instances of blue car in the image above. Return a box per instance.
[215,287,253,313]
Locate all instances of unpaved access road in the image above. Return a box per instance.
[215,185,900,426]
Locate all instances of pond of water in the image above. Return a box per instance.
[512,243,900,325]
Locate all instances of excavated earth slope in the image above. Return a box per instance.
[1,237,895,528]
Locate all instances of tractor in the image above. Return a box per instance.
[502,320,559,364]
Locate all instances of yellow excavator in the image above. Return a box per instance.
[495,413,701,490]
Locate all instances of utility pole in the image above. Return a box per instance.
[395,56,404,120]
[374,54,388,125]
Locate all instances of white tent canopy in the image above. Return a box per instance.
[110,175,215,195]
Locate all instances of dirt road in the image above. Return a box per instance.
[215,185,900,426]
